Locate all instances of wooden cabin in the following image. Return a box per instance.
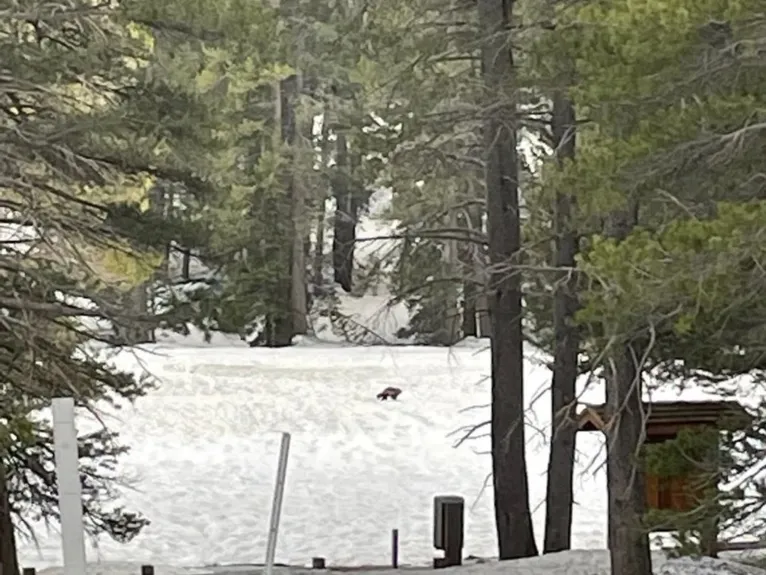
[577,400,751,514]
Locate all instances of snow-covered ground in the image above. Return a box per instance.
[19,327,760,572]
[18,332,608,568]
[32,551,766,575]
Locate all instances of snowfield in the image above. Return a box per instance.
[19,332,611,568]
[20,327,761,574]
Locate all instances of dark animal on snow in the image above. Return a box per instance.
[377,387,402,401]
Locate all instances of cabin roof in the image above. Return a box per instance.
[577,400,751,433]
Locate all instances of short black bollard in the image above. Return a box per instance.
[433,495,464,569]
[392,528,399,568]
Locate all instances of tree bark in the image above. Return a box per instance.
[604,204,652,575]
[181,248,191,280]
[440,211,462,345]
[289,71,309,336]
[268,73,300,346]
[462,278,477,337]
[332,132,356,293]
[478,0,538,559]
[476,286,492,337]
[163,185,175,277]
[0,458,19,575]
[543,90,579,553]
[471,208,492,338]
[605,344,652,575]
[459,207,478,338]
[312,204,326,290]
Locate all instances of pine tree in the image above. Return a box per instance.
[478,0,539,559]
[522,0,766,569]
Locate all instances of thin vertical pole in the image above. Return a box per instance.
[52,398,87,575]
[265,432,291,575]
[391,529,399,568]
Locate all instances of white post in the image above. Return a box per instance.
[52,397,87,575]
[265,432,291,575]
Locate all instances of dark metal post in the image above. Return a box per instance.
[433,495,464,568]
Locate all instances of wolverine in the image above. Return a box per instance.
[376,387,402,401]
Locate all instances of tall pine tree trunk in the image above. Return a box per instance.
[437,211,461,345]
[462,205,490,338]
[459,207,478,338]
[290,71,308,336]
[0,458,19,575]
[312,118,331,293]
[543,90,579,553]
[332,132,355,292]
[268,73,299,347]
[477,291,492,335]
[468,58,492,341]
[290,191,308,335]
[259,75,295,347]
[476,266,492,337]
[605,204,652,575]
[162,185,175,277]
[260,0,304,346]
[462,276,477,337]
[312,202,327,290]
[470,207,492,338]
[478,0,538,559]
[606,344,651,575]
[181,248,191,280]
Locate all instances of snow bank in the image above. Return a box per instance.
[34,552,766,575]
[38,565,210,575]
